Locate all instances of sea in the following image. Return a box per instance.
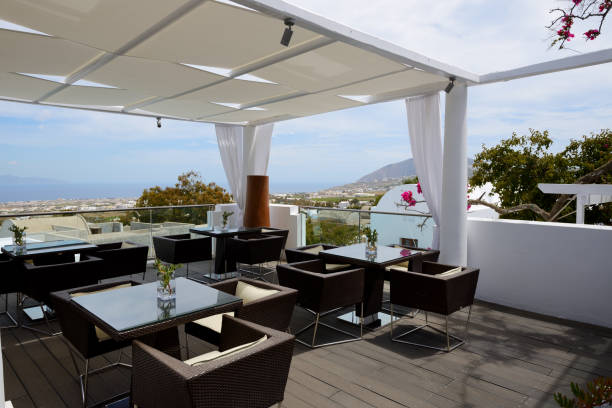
[0,181,347,203]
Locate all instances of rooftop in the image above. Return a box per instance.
[3,264,611,408]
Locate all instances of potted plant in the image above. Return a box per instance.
[155,259,180,301]
[363,226,378,256]
[221,211,234,230]
[9,225,27,254]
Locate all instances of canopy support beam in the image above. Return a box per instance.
[439,82,468,266]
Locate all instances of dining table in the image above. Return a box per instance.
[70,277,243,358]
[1,239,98,261]
[320,243,425,329]
[189,226,261,278]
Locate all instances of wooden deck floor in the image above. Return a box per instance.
[2,263,611,408]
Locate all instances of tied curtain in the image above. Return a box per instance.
[215,123,274,226]
[405,93,443,249]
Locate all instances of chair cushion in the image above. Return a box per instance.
[438,267,463,277]
[325,263,351,272]
[386,265,409,273]
[235,281,279,305]
[184,335,267,366]
[71,283,132,341]
[302,245,324,255]
[191,312,235,333]
[121,241,137,249]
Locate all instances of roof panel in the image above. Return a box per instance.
[0,72,58,100]
[127,1,320,68]
[145,99,231,119]
[0,29,101,76]
[0,0,192,52]
[207,109,281,123]
[46,86,151,107]
[260,92,363,117]
[85,56,225,97]
[250,42,406,92]
[332,69,447,96]
[186,79,297,107]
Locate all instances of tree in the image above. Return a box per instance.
[549,0,611,49]
[135,171,232,224]
[469,129,612,224]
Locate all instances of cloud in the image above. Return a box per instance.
[7,161,17,165]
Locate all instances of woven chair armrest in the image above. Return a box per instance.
[284,259,325,273]
[132,340,195,408]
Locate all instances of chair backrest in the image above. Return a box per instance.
[261,227,289,249]
[285,243,338,263]
[95,242,149,280]
[51,280,135,358]
[0,255,20,294]
[23,255,103,304]
[230,234,284,265]
[153,235,212,264]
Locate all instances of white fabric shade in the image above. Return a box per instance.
[405,93,443,249]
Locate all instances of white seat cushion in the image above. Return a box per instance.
[235,281,278,305]
[325,263,351,272]
[121,241,137,249]
[438,267,463,277]
[386,265,409,273]
[302,245,324,255]
[184,335,267,366]
[71,283,132,341]
[191,312,235,333]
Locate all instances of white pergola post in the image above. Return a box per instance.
[576,194,587,224]
[439,82,468,266]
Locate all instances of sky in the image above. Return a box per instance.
[0,0,611,189]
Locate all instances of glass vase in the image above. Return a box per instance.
[365,242,377,257]
[157,271,176,301]
[13,233,27,255]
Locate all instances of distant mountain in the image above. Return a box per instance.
[0,174,65,185]
[357,158,473,183]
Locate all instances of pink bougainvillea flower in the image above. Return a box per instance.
[416,182,422,194]
[400,249,411,256]
[584,29,600,40]
[572,0,582,4]
[467,203,472,211]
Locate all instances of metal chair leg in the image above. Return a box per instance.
[311,314,320,347]
[82,359,89,408]
[0,293,18,329]
[294,307,362,349]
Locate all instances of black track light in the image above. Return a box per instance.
[281,18,294,47]
[445,77,456,94]
[156,117,162,128]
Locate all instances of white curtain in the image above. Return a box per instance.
[405,93,443,249]
[215,124,245,224]
[215,123,274,226]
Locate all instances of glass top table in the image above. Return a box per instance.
[190,226,262,277]
[321,243,424,330]
[72,277,242,340]
[321,243,421,267]
[1,239,98,259]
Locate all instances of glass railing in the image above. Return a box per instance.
[0,204,215,258]
[300,206,435,249]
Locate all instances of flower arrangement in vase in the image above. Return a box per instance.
[9,225,27,254]
[221,211,234,230]
[155,259,180,301]
[363,226,378,256]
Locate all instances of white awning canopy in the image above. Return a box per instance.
[0,0,473,125]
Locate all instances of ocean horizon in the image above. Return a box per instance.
[0,181,348,203]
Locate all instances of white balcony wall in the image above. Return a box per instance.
[467,218,612,328]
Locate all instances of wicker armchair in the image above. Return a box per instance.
[21,255,104,335]
[277,259,364,348]
[260,227,289,250]
[389,261,479,352]
[51,281,137,407]
[132,316,295,408]
[227,234,284,282]
[185,278,297,347]
[153,234,213,278]
[94,241,148,280]
[0,254,19,328]
[284,244,351,273]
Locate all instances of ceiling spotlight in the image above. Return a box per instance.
[156,117,162,128]
[280,18,294,47]
[445,77,456,94]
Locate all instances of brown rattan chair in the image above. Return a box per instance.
[131,315,295,408]
[260,227,289,250]
[0,254,19,328]
[51,280,138,407]
[227,233,284,282]
[153,234,212,278]
[20,254,104,335]
[93,241,148,280]
[184,277,297,349]
[389,261,479,352]
[277,259,364,348]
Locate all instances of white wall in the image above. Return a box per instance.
[467,218,612,328]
